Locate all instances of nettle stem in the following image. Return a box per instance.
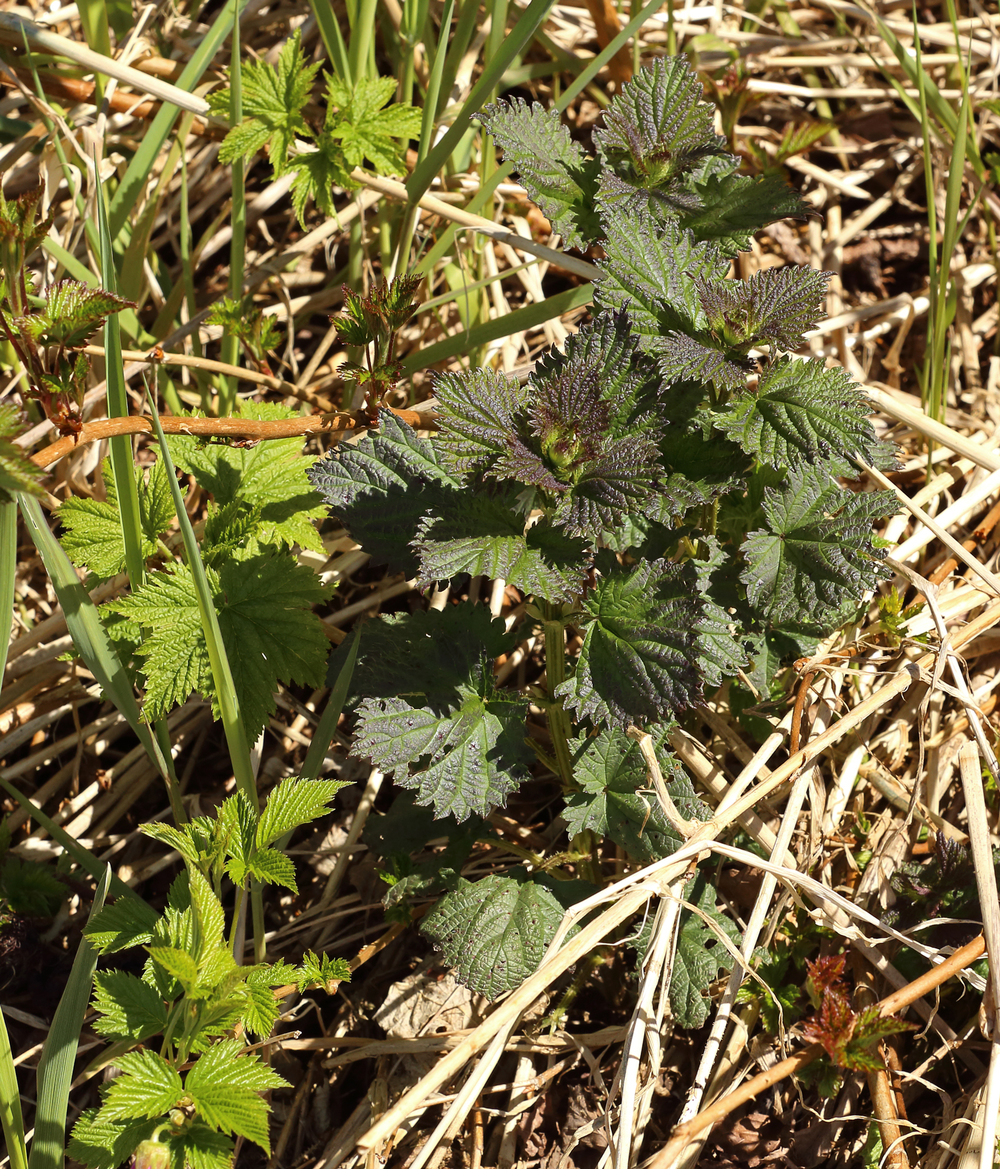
[540,606,575,791]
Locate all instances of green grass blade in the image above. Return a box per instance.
[406,0,553,202]
[308,0,351,83]
[219,0,246,417]
[299,626,360,783]
[28,867,111,1169]
[144,415,256,808]
[347,0,379,83]
[400,283,593,372]
[0,498,16,680]
[107,2,240,240]
[0,1003,29,1169]
[94,148,145,592]
[16,493,172,784]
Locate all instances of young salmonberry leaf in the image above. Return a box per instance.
[58,457,176,580]
[557,555,704,727]
[593,56,726,216]
[325,74,421,175]
[0,403,45,499]
[480,99,602,249]
[84,898,159,955]
[353,678,532,821]
[413,486,590,601]
[256,777,346,848]
[183,1039,287,1152]
[670,871,740,1027]
[92,971,169,1043]
[716,359,885,478]
[596,212,728,351]
[168,1123,234,1169]
[15,280,134,348]
[106,554,330,743]
[68,1112,159,1169]
[741,465,894,630]
[100,1050,182,1121]
[564,727,708,862]
[167,403,326,555]
[307,408,463,575]
[211,31,319,169]
[296,951,351,992]
[421,873,569,999]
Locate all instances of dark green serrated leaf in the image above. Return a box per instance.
[557,555,703,727]
[336,600,515,703]
[565,727,707,861]
[596,212,728,350]
[481,99,602,248]
[715,358,884,477]
[422,873,568,999]
[0,854,65,915]
[670,871,740,1027]
[353,682,532,821]
[679,167,811,255]
[413,487,589,600]
[307,408,462,574]
[741,464,895,629]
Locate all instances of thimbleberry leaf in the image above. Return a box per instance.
[421,873,568,998]
[353,682,532,821]
[557,555,703,727]
[481,99,602,249]
[307,408,463,574]
[717,359,884,478]
[741,465,894,628]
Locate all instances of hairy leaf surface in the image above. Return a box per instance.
[557,555,703,726]
[308,408,462,574]
[422,874,568,998]
[481,99,602,248]
[716,359,883,477]
[742,465,894,628]
[353,683,532,821]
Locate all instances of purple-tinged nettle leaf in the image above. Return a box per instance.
[481,99,602,249]
[741,463,894,630]
[657,331,749,395]
[435,311,673,540]
[678,165,811,257]
[557,554,704,727]
[698,266,830,353]
[593,57,726,216]
[715,358,885,477]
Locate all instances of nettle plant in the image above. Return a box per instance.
[307,58,896,1016]
[68,778,350,1169]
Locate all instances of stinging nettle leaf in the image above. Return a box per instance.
[557,555,704,727]
[670,871,740,1027]
[481,99,602,249]
[715,358,884,478]
[353,682,532,821]
[422,874,569,999]
[741,463,895,629]
[307,408,462,575]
